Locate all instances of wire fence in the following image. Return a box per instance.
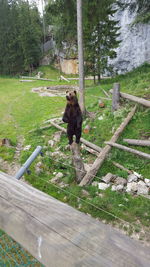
[0,230,43,266]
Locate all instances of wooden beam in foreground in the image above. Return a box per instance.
[0,171,150,267]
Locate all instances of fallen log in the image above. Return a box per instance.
[49,121,102,153]
[21,76,56,82]
[60,75,70,83]
[105,142,150,160]
[79,106,136,186]
[47,85,79,91]
[110,89,150,108]
[112,83,120,111]
[70,142,86,183]
[112,161,132,174]
[102,89,110,98]
[123,139,150,147]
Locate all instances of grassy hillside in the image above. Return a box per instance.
[0,64,150,242]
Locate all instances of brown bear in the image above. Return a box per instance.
[62,90,82,145]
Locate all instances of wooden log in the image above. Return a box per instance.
[110,89,150,108]
[1,172,150,267]
[112,161,132,174]
[79,106,136,186]
[70,142,86,182]
[47,85,79,91]
[112,83,120,111]
[105,142,150,160]
[50,121,102,153]
[102,89,110,98]
[123,139,150,147]
[21,76,56,82]
[60,75,70,83]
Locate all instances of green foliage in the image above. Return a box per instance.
[0,0,42,75]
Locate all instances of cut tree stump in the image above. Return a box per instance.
[70,142,86,183]
[110,89,150,108]
[112,83,120,111]
[123,139,150,147]
[105,142,150,160]
[79,106,136,186]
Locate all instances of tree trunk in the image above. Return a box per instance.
[123,139,150,147]
[112,83,120,111]
[98,73,101,84]
[79,106,136,186]
[105,142,150,160]
[70,142,86,183]
[77,0,85,115]
[112,161,132,175]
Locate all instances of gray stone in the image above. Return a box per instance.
[137,181,149,195]
[111,185,117,192]
[98,183,110,190]
[128,174,138,183]
[92,181,99,187]
[56,172,63,179]
[48,140,54,147]
[116,185,124,191]
[23,145,31,151]
[144,179,150,187]
[53,131,62,143]
[115,177,127,186]
[102,173,115,184]
[126,182,138,193]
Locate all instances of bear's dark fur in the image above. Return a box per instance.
[62,91,82,145]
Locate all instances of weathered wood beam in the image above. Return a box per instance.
[123,139,150,147]
[105,142,150,160]
[110,89,150,108]
[0,171,150,267]
[60,75,70,83]
[21,76,56,82]
[46,85,79,90]
[79,106,136,186]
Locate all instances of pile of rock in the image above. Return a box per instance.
[92,173,150,196]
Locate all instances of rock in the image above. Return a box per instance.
[137,181,149,195]
[83,125,90,134]
[126,182,138,193]
[23,145,31,151]
[53,131,62,143]
[0,138,11,147]
[98,116,104,121]
[98,100,105,108]
[92,181,99,187]
[56,172,63,179]
[133,172,142,179]
[144,179,150,187]
[48,140,54,147]
[51,176,60,184]
[98,183,110,190]
[102,173,115,184]
[114,177,127,186]
[116,185,124,191]
[111,185,117,192]
[128,174,138,183]
[35,167,42,175]
[59,182,69,188]
[81,189,90,197]
[36,162,43,168]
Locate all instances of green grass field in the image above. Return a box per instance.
[0,64,150,242]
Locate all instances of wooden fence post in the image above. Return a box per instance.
[112,83,120,111]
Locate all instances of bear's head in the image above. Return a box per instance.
[66,90,78,105]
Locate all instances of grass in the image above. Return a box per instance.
[0,63,150,242]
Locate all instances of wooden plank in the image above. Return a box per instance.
[79,106,137,186]
[110,89,150,108]
[105,142,150,160]
[21,76,56,82]
[0,171,150,267]
[124,139,150,147]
